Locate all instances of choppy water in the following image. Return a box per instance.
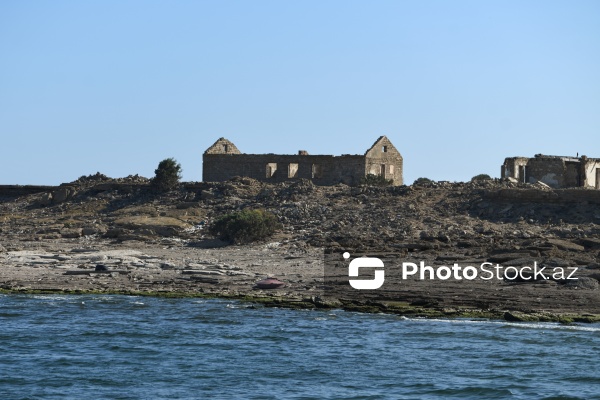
[1,295,599,399]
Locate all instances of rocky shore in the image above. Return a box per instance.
[2,174,600,323]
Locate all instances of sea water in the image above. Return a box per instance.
[1,294,599,399]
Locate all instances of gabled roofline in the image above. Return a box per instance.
[364,135,402,158]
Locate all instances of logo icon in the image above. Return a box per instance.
[344,252,385,290]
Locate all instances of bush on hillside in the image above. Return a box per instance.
[471,174,492,182]
[151,158,182,192]
[413,177,434,186]
[209,209,281,244]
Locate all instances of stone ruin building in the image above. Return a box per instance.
[203,136,403,186]
[501,154,600,189]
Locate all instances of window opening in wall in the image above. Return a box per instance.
[389,165,394,175]
[288,163,299,178]
[266,163,277,178]
[223,144,228,152]
[382,146,388,153]
[380,164,386,177]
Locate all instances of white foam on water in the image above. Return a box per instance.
[30,295,70,301]
[406,316,600,332]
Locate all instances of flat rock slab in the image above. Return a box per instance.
[64,270,130,275]
[546,239,585,252]
[188,276,221,284]
[497,257,538,267]
[182,270,225,276]
[487,253,536,263]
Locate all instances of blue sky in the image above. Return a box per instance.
[1,1,599,185]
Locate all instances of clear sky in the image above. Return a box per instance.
[1,1,599,185]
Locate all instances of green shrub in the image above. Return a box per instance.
[151,158,182,192]
[210,209,281,244]
[360,173,393,186]
[471,174,492,182]
[413,177,434,186]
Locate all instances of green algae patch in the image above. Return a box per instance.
[501,311,600,324]
[572,315,600,323]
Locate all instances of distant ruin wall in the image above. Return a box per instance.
[0,185,57,198]
[203,154,366,186]
[0,184,153,202]
[525,158,570,187]
[484,188,600,204]
[502,155,600,189]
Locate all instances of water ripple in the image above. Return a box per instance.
[0,294,599,399]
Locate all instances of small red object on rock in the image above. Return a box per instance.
[255,277,285,289]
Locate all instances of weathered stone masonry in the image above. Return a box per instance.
[501,154,600,189]
[203,136,403,186]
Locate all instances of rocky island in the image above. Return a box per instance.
[2,174,600,323]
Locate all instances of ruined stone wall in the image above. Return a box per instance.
[364,136,403,185]
[0,185,56,198]
[203,135,403,186]
[526,157,567,188]
[501,157,528,181]
[583,159,600,189]
[203,154,366,185]
[502,155,600,189]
